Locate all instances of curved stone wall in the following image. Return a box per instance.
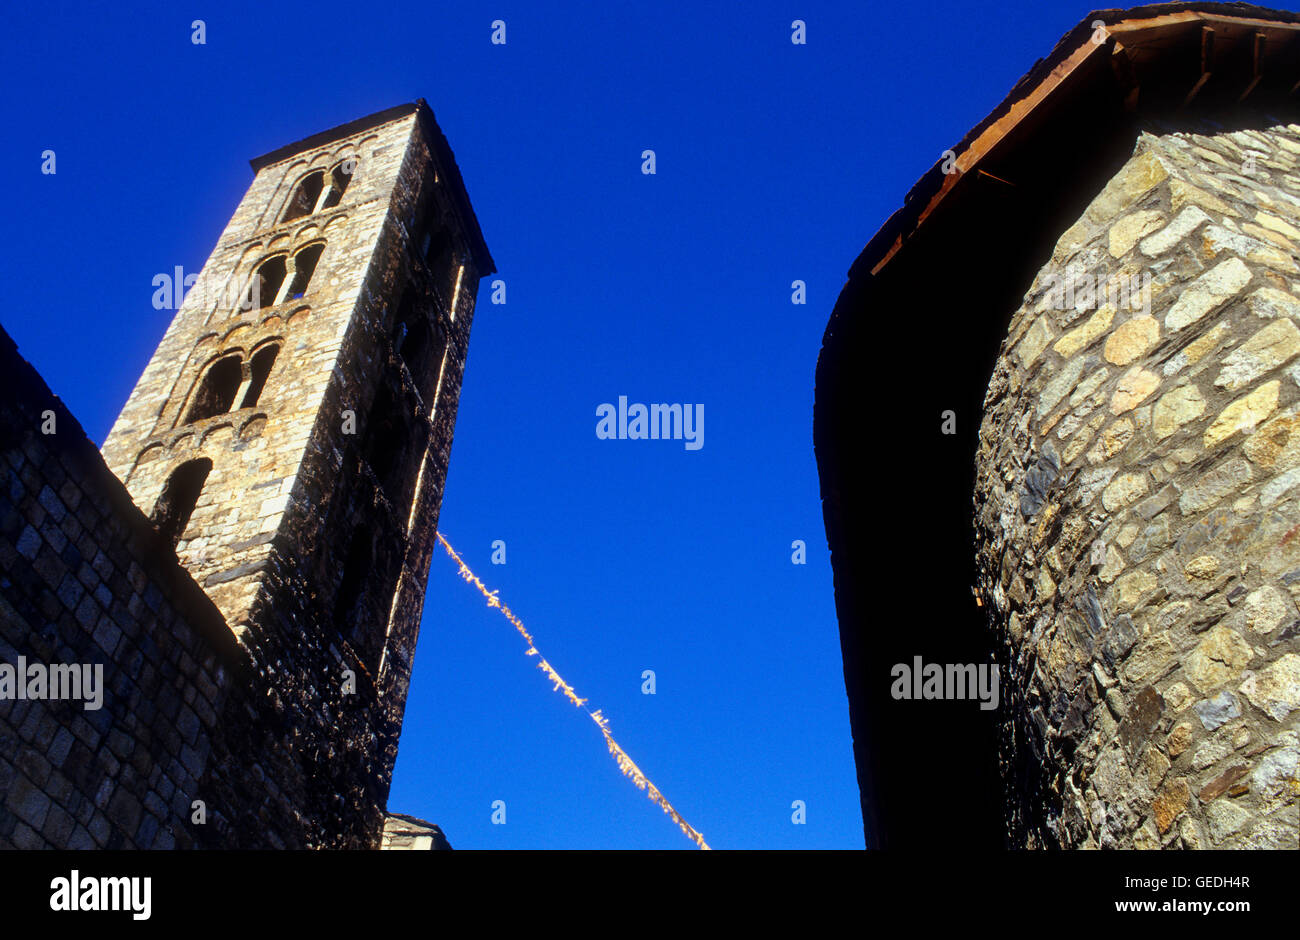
[975,125,1300,849]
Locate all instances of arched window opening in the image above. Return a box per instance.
[333,529,397,673]
[244,255,288,311]
[392,287,444,405]
[334,533,372,633]
[320,162,353,210]
[151,459,213,548]
[415,167,442,239]
[423,226,451,271]
[399,319,432,377]
[184,355,243,424]
[240,344,281,409]
[393,285,418,357]
[288,244,324,299]
[283,170,325,222]
[360,386,406,496]
[361,386,428,527]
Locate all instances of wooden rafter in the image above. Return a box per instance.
[1239,32,1267,101]
[1182,25,1215,107]
[1110,40,1141,111]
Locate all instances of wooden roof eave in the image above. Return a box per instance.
[854,7,1300,281]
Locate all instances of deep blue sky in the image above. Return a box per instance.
[0,0,1203,849]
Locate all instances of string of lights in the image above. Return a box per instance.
[436,532,710,850]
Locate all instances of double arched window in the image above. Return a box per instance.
[241,244,324,311]
[182,343,282,425]
[282,161,354,222]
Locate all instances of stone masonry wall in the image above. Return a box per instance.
[3,105,486,849]
[380,811,451,850]
[975,123,1300,849]
[0,326,291,848]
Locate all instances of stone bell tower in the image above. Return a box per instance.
[99,100,494,845]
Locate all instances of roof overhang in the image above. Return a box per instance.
[857,3,1300,282]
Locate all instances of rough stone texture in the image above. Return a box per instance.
[0,102,490,848]
[975,126,1300,849]
[0,342,246,849]
[379,811,451,850]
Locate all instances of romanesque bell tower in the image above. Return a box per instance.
[99,100,493,846]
